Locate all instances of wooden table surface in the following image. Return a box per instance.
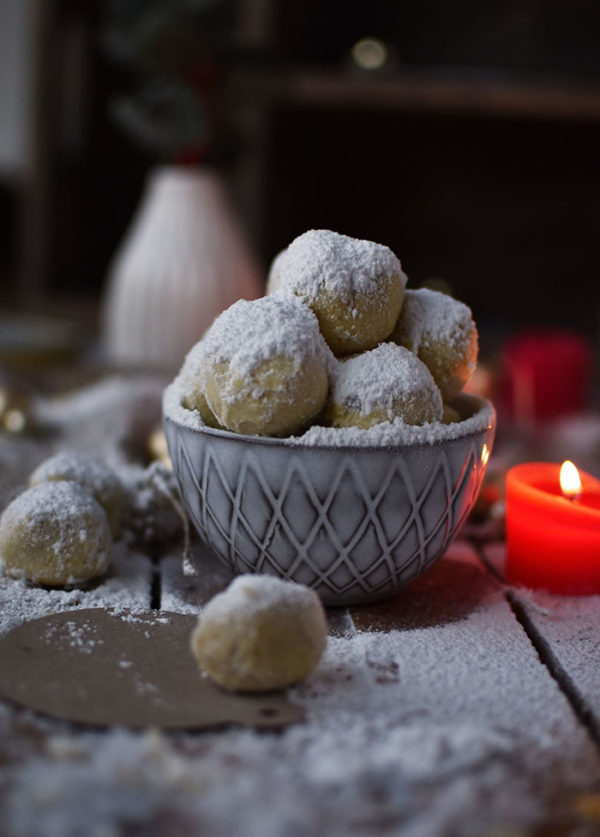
[1,375,600,837]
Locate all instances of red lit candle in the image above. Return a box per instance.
[506,461,600,594]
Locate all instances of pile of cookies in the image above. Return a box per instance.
[177,229,478,438]
[0,451,180,587]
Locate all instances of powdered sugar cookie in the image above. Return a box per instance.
[190,574,327,691]
[390,288,478,401]
[265,249,285,295]
[275,230,406,355]
[30,451,124,536]
[177,339,222,428]
[202,295,331,437]
[325,342,443,429]
[0,482,112,586]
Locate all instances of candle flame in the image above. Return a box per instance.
[560,460,582,500]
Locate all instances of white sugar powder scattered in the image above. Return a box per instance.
[46,619,105,654]
[3,546,598,837]
[0,543,152,636]
[275,230,407,300]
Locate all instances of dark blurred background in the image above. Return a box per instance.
[2,0,600,342]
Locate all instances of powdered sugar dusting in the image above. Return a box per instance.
[29,451,118,496]
[3,544,598,836]
[0,482,111,583]
[395,288,476,354]
[329,343,442,421]
[179,338,208,382]
[164,376,495,448]
[202,295,331,379]
[29,450,124,533]
[199,574,323,626]
[297,399,494,447]
[163,379,205,429]
[275,229,407,300]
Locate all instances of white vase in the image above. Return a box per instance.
[102,167,264,370]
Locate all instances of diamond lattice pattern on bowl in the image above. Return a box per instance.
[165,402,494,605]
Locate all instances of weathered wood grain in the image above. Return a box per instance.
[2,382,600,836]
[483,540,600,744]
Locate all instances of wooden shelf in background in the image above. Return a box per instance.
[233,68,600,121]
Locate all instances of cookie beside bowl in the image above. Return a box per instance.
[163,387,495,606]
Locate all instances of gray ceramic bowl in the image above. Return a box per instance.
[164,393,495,606]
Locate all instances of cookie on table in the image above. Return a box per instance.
[190,574,327,692]
[0,482,112,586]
[29,450,124,536]
[274,229,407,355]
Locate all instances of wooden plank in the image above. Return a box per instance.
[482,540,600,742]
[0,539,599,835]
[350,540,496,633]
[342,541,600,827]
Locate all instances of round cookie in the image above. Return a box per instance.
[325,342,443,429]
[29,451,124,536]
[0,482,112,586]
[190,574,328,691]
[177,339,222,428]
[202,295,331,437]
[265,249,285,296]
[275,229,407,355]
[390,288,478,402]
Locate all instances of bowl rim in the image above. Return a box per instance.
[163,392,496,453]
